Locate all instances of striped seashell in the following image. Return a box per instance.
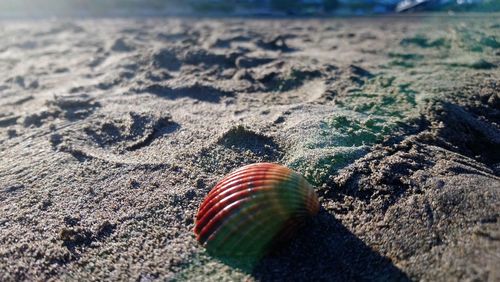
[194,163,320,257]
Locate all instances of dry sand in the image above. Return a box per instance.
[0,15,499,281]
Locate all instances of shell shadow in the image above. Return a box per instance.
[216,209,410,281]
[253,210,410,281]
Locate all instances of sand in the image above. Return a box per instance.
[0,14,499,281]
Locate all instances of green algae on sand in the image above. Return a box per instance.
[285,75,423,186]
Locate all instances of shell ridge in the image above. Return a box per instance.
[210,171,297,196]
[232,214,290,256]
[216,204,313,255]
[197,183,296,227]
[227,214,285,256]
[209,163,279,191]
[209,168,293,194]
[198,176,309,222]
[205,199,295,252]
[197,188,309,239]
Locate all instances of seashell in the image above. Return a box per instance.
[194,163,320,257]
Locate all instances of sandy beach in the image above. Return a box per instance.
[0,14,499,281]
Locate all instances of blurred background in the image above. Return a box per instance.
[0,0,499,18]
